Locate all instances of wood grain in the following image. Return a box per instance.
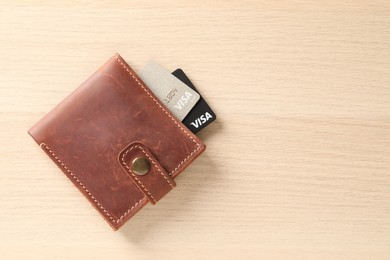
[0,1,389,259]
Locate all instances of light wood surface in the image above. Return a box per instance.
[1,1,389,259]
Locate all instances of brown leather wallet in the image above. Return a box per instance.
[28,53,206,230]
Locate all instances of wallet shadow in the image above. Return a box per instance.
[119,121,223,242]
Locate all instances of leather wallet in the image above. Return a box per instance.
[28,53,206,230]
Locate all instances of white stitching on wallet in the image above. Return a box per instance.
[121,145,175,189]
[40,142,145,224]
[120,146,157,204]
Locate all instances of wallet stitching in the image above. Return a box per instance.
[40,142,145,224]
[115,197,146,223]
[40,143,116,222]
[120,148,157,204]
[113,54,201,176]
[170,148,200,175]
[122,145,174,189]
[121,145,173,203]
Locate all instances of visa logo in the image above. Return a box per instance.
[190,112,213,128]
[174,92,193,110]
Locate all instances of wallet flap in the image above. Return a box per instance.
[119,142,176,204]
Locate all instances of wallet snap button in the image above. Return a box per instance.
[131,157,150,176]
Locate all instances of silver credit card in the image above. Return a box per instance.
[139,61,200,121]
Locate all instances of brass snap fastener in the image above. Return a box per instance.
[131,157,150,176]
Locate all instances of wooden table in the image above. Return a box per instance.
[1,1,389,259]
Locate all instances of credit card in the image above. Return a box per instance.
[172,69,216,134]
[139,61,200,121]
